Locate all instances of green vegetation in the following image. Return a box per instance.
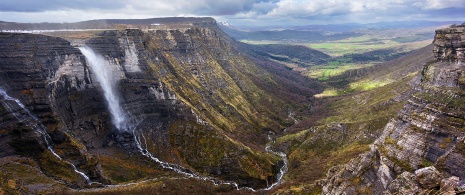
[0,24,445,194]
[38,150,84,185]
[379,145,413,172]
[306,35,430,57]
[392,33,434,43]
[98,152,171,183]
[243,31,432,87]
[420,158,435,168]
[167,120,279,184]
[308,63,373,81]
[69,178,230,194]
[272,72,414,191]
[0,157,62,194]
[349,80,390,91]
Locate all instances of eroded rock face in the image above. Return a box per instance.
[1,19,309,190]
[319,26,465,194]
[434,27,465,64]
[0,33,108,187]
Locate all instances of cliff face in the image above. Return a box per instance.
[434,27,465,64]
[320,26,465,194]
[0,19,316,193]
[0,33,107,189]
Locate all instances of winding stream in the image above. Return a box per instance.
[0,88,92,184]
[79,46,288,191]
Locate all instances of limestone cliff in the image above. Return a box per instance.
[0,18,316,193]
[319,26,465,194]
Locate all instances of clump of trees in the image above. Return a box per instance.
[450,22,465,28]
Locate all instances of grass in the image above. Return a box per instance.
[97,153,170,183]
[243,33,432,98]
[284,141,370,184]
[315,79,390,97]
[38,150,83,184]
[306,36,431,57]
[307,63,374,81]
[243,35,431,57]
[273,74,414,190]
[349,80,390,91]
[241,40,285,45]
[379,145,413,172]
[0,157,62,194]
[66,178,234,194]
[167,120,279,184]
[42,30,105,39]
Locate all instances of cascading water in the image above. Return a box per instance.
[79,46,287,191]
[265,134,288,190]
[0,88,92,184]
[79,47,126,130]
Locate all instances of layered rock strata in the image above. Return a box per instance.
[0,19,315,191]
[320,26,465,194]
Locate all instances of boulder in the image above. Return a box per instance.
[439,176,459,195]
[414,166,442,189]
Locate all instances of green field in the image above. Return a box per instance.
[307,63,373,81]
[242,32,433,96]
[306,35,431,56]
[242,35,431,57]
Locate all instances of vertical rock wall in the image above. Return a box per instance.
[320,26,465,195]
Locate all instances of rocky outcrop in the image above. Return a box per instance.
[434,27,465,63]
[319,26,465,194]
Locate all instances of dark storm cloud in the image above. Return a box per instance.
[0,0,126,12]
[175,0,277,16]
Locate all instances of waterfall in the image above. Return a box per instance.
[0,88,92,184]
[78,46,287,191]
[79,47,127,130]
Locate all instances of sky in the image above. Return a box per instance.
[1,0,464,27]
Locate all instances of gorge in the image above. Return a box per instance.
[0,17,464,194]
[0,18,307,194]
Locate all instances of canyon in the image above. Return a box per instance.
[0,18,315,194]
[0,18,464,194]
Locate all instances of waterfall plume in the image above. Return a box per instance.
[79,47,127,131]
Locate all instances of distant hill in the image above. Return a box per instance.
[240,43,331,66]
[326,44,434,89]
[219,24,362,43]
[0,17,216,30]
[219,20,459,43]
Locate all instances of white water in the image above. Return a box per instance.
[131,126,247,190]
[79,47,127,130]
[78,46,287,191]
[0,88,92,184]
[265,134,288,190]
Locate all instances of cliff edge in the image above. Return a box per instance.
[319,26,465,194]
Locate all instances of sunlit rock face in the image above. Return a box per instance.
[434,27,465,64]
[320,26,465,195]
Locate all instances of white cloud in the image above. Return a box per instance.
[0,0,463,26]
[422,0,465,9]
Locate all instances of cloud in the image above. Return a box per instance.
[0,0,127,12]
[230,0,465,25]
[421,0,465,9]
[0,0,463,25]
